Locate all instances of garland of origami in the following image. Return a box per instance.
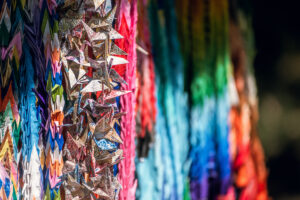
[136,0,190,199]
[135,0,157,159]
[176,1,233,199]
[57,0,129,199]
[229,10,268,199]
[114,1,138,200]
[0,0,63,199]
[41,0,64,198]
[0,1,41,199]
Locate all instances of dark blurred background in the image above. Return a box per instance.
[253,0,300,199]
